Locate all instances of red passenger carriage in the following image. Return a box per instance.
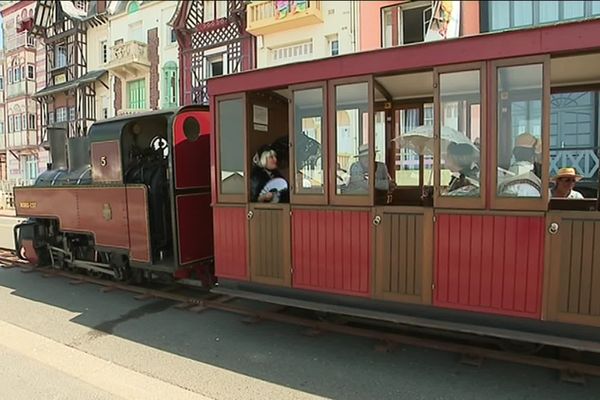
[208,19,600,345]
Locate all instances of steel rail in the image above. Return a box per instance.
[1,253,600,380]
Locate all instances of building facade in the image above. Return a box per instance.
[1,0,43,183]
[105,0,179,115]
[31,0,108,144]
[0,48,6,181]
[246,1,358,68]
[170,0,255,105]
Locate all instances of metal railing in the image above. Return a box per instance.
[550,146,600,179]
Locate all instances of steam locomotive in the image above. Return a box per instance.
[13,106,214,284]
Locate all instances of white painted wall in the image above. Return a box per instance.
[87,23,110,120]
[106,1,179,112]
[255,1,359,68]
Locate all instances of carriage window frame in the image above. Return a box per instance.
[289,82,328,205]
[215,93,247,204]
[490,56,550,211]
[433,62,487,210]
[328,76,375,207]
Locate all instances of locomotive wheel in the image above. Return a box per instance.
[109,253,130,282]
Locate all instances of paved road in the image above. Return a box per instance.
[0,266,598,400]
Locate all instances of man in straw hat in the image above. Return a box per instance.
[550,167,584,199]
[499,132,542,197]
[345,144,394,194]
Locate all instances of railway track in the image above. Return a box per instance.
[1,250,599,384]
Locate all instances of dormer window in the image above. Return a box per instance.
[128,1,140,15]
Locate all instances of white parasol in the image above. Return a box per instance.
[392,125,478,156]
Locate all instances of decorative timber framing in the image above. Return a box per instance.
[30,0,108,141]
[169,0,255,106]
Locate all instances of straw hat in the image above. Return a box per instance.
[514,132,541,154]
[354,144,380,157]
[551,167,582,182]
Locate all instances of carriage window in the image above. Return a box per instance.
[294,88,324,195]
[439,70,481,197]
[335,82,370,196]
[496,64,543,198]
[218,98,245,195]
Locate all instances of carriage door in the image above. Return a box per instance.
[247,92,292,287]
[248,203,291,286]
[546,211,600,328]
[172,109,213,266]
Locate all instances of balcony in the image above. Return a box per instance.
[106,41,150,80]
[5,130,38,149]
[5,33,34,52]
[116,108,150,116]
[6,81,37,99]
[246,1,323,36]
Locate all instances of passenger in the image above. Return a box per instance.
[445,142,479,196]
[498,132,542,197]
[550,167,584,199]
[250,145,289,203]
[345,144,394,194]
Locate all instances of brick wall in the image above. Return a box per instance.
[148,28,159,109]
[114,77,122,112]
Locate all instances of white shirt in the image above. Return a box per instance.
[550,189,584,199]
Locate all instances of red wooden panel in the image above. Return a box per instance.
[434,214,544,319]
[91,141,122,183]
[126,186,151,263]
[176,193,213,265]
[173,110,211,189]
[213,206,248,280]
[15,187,131,252]
[71,188,130,250]
[292,209,371,297]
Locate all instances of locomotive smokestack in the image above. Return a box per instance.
[67,137,90,172]
[47,125,68,170]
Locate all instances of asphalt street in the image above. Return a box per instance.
[0,266,598,400]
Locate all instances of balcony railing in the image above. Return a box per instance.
[246,1,323,36]
[5,33,32,51]
[116,108,150,116]
[6,81,36,99]
[106,41,150,79]
[550,147,600,179]
[5,130,38,149]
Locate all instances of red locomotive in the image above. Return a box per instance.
[14,106,214,284]
[13,19,600,350]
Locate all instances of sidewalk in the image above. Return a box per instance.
[0,320,214,400]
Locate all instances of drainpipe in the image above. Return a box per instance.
[350,1,357,53]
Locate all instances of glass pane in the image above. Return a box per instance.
[563,1,585,19]
[294,88,324,195]
[219,99,245,194]
[439,70,481,197]
[593,1,600,15]
[490,0,510,31]
[513,1,533,26]
[375,111,386,164]
[336,82,370,196]
[496,64,543,198]
[394,108,433,187]
[539,1,559,23]
[382,9,393,47]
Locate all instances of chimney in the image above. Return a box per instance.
[67,136,90,172]
[47,125,68,170]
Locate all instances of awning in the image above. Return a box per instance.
[34,69,107,98]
